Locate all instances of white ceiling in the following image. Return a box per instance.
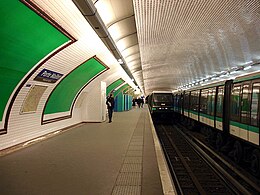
[92,0,260,95]
[93,0,144,93]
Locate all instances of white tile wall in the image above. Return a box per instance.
[0,0,135,150]
[81,81,107,122]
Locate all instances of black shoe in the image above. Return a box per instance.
[109,121,112,123]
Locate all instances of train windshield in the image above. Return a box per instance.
[153,93,173,102]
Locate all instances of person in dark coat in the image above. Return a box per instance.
[136,98,141,108]
[106,93,115,123]
[140,97,144,108]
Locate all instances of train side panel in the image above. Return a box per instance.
[229,79,260,145]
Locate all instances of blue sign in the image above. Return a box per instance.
[34,68,63,83]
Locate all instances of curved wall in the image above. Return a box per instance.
[43,57,108,123]
[0,0,71,133]
[113,84,130,97]
[106,78,125,96]
[0,0,136,151]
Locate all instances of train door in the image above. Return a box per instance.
[230,82,251,142]
[183,91,190,117]
[215,86,224,131]
[240,83,251,141]
[190,90,200,121]
[200,88,215,128]
[249,81,260,145]
[230,83,242,138]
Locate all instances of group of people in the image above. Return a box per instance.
[106,94,145,123]
[132,97,144,108]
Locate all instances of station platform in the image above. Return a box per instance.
[0,106,175,195]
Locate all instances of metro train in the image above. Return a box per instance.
[173,72,260,177]
[147,91,174,117]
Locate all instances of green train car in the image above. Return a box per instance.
[173,72,260,177]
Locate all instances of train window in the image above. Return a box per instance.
[200,88,216,116]
[200,89,208,114]
[241,84,250,124]
[216,86,224,118]
[208,88,216,116]
[175,94,182,112]
[230,84,241,122]
[251,83,260,127]
[190,90,199,111]
[153,93,173,103]
[178,93,184,113]
[174,94,179,110]
[184,92,190,110]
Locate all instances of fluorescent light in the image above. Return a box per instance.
[245,60,253,64]
[244,65,252,70]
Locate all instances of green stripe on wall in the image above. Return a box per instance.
[0,0,69,121]
[44,58,106,114]
[123,86,132,93]
[106,79,124,96]
[113,84,129,97]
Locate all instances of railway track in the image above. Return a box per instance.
[154,123,260,195]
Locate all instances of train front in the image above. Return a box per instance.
[148,92,174,120]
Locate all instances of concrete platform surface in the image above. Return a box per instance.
[0,107,175,195]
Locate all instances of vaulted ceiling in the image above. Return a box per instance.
[92,0,260,95]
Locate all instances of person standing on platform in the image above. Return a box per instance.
[106,93,115,123]
[141,97,144,108]
[137,97,141,108]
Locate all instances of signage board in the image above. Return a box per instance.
[34,68,63,83]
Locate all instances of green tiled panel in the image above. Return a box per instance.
[106,79,124,96]
[44,58,106,114]
[115,92,124,112]
[0,0,69,121]
[113,84,129,97]
[123,87,131,93]
[129,96,133,110]
[124,95,132,111]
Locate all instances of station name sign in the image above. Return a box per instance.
[34,68,63,83]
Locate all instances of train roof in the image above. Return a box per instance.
[151,91,173,94]
[173,71,260,94]
[233,71,260,83]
